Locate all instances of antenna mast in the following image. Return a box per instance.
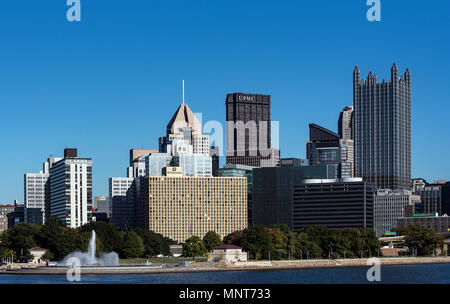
[182,80,185,105]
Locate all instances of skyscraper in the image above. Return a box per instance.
[353,63,411,190]
[306,123,353,178]
[338,106,354,140]
[24,156,62,224]
[49,148,92,228]
[226,93,280,167]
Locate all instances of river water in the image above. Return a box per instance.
[0,263,449,284]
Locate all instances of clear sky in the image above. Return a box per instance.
[1,0,449,203]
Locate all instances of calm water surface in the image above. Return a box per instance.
[0,263,449,284]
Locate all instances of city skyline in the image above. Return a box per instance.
[1,1,450,203]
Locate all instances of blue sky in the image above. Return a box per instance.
[1,0,449,203]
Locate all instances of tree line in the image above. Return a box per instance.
[0,218,176,261]
[183,224,445,259]
[0,218,445,262]
[182,225,380,260]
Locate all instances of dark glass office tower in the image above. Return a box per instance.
[226,93,280,167]
[353,63,411,190]
[306,123,340,165]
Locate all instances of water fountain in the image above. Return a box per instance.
[60,231,119,266]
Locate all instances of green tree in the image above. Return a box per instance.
[55,228,82,260]
[0,247,15,261]
[182,236,207,258]
[203,231,222,252]
[268,226,289,260]
[241,225,272,260]
[302,225,330,253]
[41,250,54,261]
[360,228,380,257]
[395,225,443,256]
[133,228,175,257]
[294,232,323,259]
[78,222,122,253]
[326,232,352,258]
[223,230,243,247]
[121,231,145,258]
[0,222,41,261]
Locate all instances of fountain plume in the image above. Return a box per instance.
[60,230,119,266]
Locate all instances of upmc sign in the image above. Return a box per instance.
[238,95,256,102]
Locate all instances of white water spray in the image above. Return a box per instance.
[61,231,119,266]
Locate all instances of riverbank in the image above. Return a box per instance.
[2,256,450,275]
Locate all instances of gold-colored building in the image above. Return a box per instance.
[144,167,248,242]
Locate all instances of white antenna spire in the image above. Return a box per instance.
[182,80,185,105]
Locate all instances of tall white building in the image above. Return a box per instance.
[49,149,92,228]
[24,173,47,224]
[374,189,421,237]
[24,157,63,224]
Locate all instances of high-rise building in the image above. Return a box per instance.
[49,148,92,228]
[24,157,62,223]
[353,63,411,190]
[416,183,450,216]
[252,163,339,229]
[159,101,209,155]
[292,178,374,231]
[24,172,47,224]
[338,106,354,140]
[137,167,248,242]
[226,93,280,168]
[374,189,421,237]
[306,124,354,178]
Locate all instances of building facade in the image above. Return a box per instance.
[252,163,339,229]
[24,172,47,224]
[411,178,427,193]
[218,164,254,227]
[127,148,159,178]
[292,179,374,231]
[374,189,421,237]
[24,157,62,223]
[140,168,248,242]
[210,146,220,177]
[0,205,15,232]
[353,63,412,190]
[397,214,450,234]
[226,92,280,168]
[49,149,92,228]
[109,177,134,229]
[6,201,25,228]
[338,105,354,140]
[306,124,354,178]
[416,183,450,216]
